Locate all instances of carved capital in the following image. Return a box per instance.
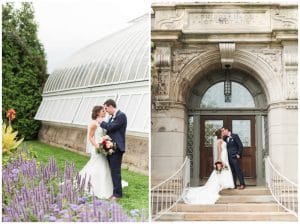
[153,101,172,110]
[154,46,172,68]
[219,43,235,69]
[283,44,298,66]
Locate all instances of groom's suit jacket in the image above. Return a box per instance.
[100,110,127,152]
[226,133,243,159]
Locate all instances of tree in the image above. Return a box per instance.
[2,2,47,140]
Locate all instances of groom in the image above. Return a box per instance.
[222,127,246,190]
[99,99,127,200]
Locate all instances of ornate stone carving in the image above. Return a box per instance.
[219,43,235,69]
[245,48,283,75]
[157,70,169,97]
[172,47,206,73]
[271,7,298,30]
[155,9,185,30]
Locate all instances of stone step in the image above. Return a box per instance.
[217,195,275,203]
[220,187,270,195]
[172,203,285,212]
[159,212,298,221]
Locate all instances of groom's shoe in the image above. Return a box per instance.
[239,185,246,190]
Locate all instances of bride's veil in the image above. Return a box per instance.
[212,135,218,165]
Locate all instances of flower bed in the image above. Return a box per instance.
[2,147,146,222]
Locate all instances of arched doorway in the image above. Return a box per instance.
[187,69,268,186]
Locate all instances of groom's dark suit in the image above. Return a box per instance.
[100,110,127,198]
[226,133,245,187]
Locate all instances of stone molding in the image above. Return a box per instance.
[152,4,297,37]
[268,100,298,110]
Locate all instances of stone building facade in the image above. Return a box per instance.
[151,2,298,185]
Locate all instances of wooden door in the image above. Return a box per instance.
[200,115,256,185]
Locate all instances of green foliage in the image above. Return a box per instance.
[2,2,47,140]
[25,140,149,214]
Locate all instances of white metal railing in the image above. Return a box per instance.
[151,157,190,221]
[265,156,298,218]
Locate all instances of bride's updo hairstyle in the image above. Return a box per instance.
[91,106,104,120]
[215,129,222,139]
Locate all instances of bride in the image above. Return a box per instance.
[79,105,127,199]
[182,129,234,204]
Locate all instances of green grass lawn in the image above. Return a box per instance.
[25,140,149,215]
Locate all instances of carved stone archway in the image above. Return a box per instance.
[151,2,298,184]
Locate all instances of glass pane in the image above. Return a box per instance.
[232,120,251,147]
[200,82,255,108]
[204,120,223,147]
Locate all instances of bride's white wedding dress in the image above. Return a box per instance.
[182,140,234,204]
[79,123,128,199]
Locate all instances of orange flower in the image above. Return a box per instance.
[6,109,16,121]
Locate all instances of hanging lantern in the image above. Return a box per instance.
[224,64,232,102]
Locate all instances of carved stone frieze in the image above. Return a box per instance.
[155,9,185,30]
[271,7,298,30]
[172,47,206,73]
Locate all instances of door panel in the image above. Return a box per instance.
[200,115,256,185]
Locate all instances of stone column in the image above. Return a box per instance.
[151,104,187,182]
[268,41,298,183]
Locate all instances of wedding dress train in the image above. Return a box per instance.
[182,140,234,204]
[79,123,128,199]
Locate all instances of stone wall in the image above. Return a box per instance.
[38,122,148,175]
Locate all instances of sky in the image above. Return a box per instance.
[5,0,150,73]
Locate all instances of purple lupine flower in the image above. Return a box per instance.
[70,203,79,211]
[49,216,56,222]
[12,168,19,174]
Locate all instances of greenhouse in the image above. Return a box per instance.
[35,15,149,173]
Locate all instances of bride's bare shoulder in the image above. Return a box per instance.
[217,139,224,145]
[89,120,98,127]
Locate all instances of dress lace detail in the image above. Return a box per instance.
[182,141,234,204]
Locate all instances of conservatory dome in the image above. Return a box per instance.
[43,15,149,93]
[35,15,149,134]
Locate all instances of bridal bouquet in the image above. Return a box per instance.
[97,135,117,156]
[214,161,229,174]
